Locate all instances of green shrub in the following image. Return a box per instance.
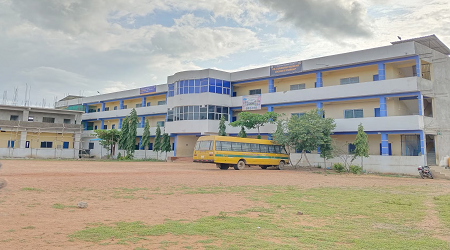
[349,165,362,174]
[333,163,346,173]
[117,152,122,160]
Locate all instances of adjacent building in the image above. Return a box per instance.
[55,35,450,174]
[0,105,83,158]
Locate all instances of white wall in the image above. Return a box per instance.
[0,148,79,159]
[82,105,167,120]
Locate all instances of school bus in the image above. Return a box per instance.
[193,136,289,170]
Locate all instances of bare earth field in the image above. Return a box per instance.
[0,160,449,250]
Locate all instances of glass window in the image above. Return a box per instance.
[114,106,118,110]
[249,89,262,95]
[290,84,306,90]
[241,143,251,152]
[158,101,166,105]
[42,117,55,123]
[231,142,241,151]
[199,141,212,151]
[354,109,364,118]
[274,145,281,154]
[344,109,364,119]
[194,113,200,120]
[220,141,232,151]
[40,141,53,148]
[291,113,305,118]
[268,145,276,153]
[340,77,360,85]
[28,116,34,121]
[250,144,260,152]
[189,106,194,112]
[215,141,221,151]
[136,103,142,108]
[260,144,269,153]
[157,121,165,127]
[63,119,71,124]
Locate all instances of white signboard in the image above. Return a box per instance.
[242,95,261,111]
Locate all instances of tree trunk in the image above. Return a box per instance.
[303,151,312,167]
[361,157,364,171]
[165,151,168,162]
[145,148,147,159]
[257,127,260,137]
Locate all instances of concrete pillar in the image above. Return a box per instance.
[378,63,385,80]
[22,110,29,121]
[141,117,145,128]
[229,109,233,122]
[100,119,104,130]
[268,78,275,93]
[142,97,146,107]
[418,94,424,116]
[74,133,81,150]
[174,135,177,157]
[101,102,105,112]
[381,133,389,156]
[119,118,123,129]
[20,131,27,148]
[316,102,323,114]
[84,104,89,113]
[420,131,425,156]
[120,100,124,109]
[316,72,323,87]
[379,97,387,117]
[415,56,421,77]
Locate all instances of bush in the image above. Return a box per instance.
[350,165,362,174]
[117,152,122,160]
[333,163,346,173]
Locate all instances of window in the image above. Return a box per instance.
[158,101,166,105]
[10,115,19,121]
[168,105,228,122]
[340,77,359,85]
[104,107,110,111]
[290,84,305,91]
[147,102,151,106]
[373,75,379,81]
[156,121,165,127]
[112,124,116,129]
[136,103,143,108]
[344,109,363,119]
[171,78,230,96]
[196,141,213,151]
[63,142,69,149]
[241,143,251,152]
[291,113,305,118]
[89,143,94,149]
[217,141,231,151]
[348,143,356,154]
[260,144,269,153]
[114,106,117,110]
[42,117,55,123]
[374,108,381,117]
[25,141,30,148]
[97,108,100,112]
[63,119,71,124]
[28,116,34,122]
[40,141,53,148]
[250,144,260,152]
[231,142,242,151]
[123,105,128,109]
[94,125,98,130]
[103,125,108,129]
[7,140,15,148]
[401,135,420,156]
[249,89,261,95]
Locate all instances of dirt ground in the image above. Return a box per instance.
[0,159,449,250]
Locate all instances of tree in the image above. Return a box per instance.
[118,116,129,151]
[272,119,293,164]
[125,108,139,158]
[238,127,247,138]
[92,129,121,157]
[218,115,227,136]
[154,123,162,160]
[161,133,171,161]
[141,120,151,158]
[273,109,336,167]
[352,123,369,170]
[230,111,280,138]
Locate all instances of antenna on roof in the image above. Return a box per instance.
[397,36,402,41]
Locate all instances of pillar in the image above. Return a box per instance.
[22,110,29,121]
[74,133,81,151]
[268,79,275,93]
[141,116,145,128]
[120,100,124,109]
[119,118,123,129]
[378,63,385,80]
[381,133,389,156]
[174,135,177,157]
[229,109,233,122]
[84,104,89,113]
[379,97,387,117]
[84,121,88,130]
[142,97,146,107]
[316,72,323,88]
[101,102,105,112]
[100,119,104,130]
[420,131,425,156]
[415,56,421,77]
[316,102,323,115]
[418,94,424,116]
[19,131,27,149]
[268,106,274,140]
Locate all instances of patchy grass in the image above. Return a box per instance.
[70,186,449,249]
[21,187,44,192]
[21,226,35,230]
[52,203,76,210]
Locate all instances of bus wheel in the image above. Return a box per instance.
[277,161,285,170]
[260,166,268,169]
[234,160,246,170]
[219,164,229,170]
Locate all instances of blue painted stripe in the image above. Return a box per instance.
[333,130,422,135]
[232,56,418,85]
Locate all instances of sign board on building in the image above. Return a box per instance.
[140,86,156,95]
[270,61,302,76]
[242,95,261,111]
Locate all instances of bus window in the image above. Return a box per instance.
[260,144,269,153]
[221,141,232,151]
[274,145,281,154]
[231,142,242,151]
[241,143,251,152]
[250,143,260,152]
[268,145,276,153]
[199,141,212,151]
[195,141,201,150]
[215,141,221,151]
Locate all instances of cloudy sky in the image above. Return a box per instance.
[0,0,449,107]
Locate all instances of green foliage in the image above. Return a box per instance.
[256,135,261,139]
[92,129,121,156]
[141,120,151,150]
[333,163,346,173]
[230,111,280,136]
[349,165,363,174]
[154,124,162,159]
[118,116,129,150]
[126,108,139,158]
[353,123,369,168]
[218,115,227,136]
[161,133,171,161]
[238,127,247,138]
[434,195,450,228]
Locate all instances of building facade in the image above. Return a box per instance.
[56,35,450,174]
[0,105,83,158]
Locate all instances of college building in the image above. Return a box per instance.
[0,104,83,158]
[55,35,450,174]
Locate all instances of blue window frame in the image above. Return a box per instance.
[344,109,363,118]
[232,92,237,97]
[94,125,98,130]
[373,74,379,81]
[149,143,153,150]
[7,140,15,148]
[374,108,380,117]
[232,116,237,122]
[63,142,69,149]
[348,143,356,154]
[112,124,116,129]
[114,106,117,110]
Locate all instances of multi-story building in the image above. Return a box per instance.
[56,35,450,174]
[0,105,83,158]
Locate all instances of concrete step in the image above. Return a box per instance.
[430,166,450,180]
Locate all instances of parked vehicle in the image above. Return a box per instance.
[418,166,433,179]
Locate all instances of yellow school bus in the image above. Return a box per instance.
[193,136,289,170]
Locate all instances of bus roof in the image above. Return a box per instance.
[196,135,280,145]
